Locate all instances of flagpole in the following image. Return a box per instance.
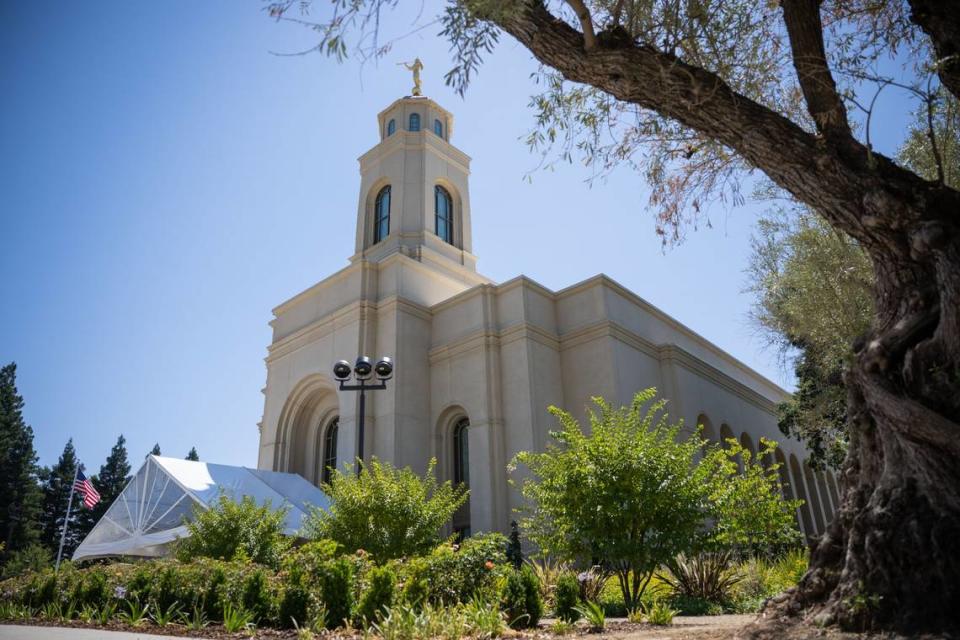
[55,463,80,572]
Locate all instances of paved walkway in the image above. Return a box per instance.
[0,626,190,640]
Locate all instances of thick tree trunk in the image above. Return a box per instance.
[484,1,960,634]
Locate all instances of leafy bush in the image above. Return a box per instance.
[525,557,569,606]
[318,556,353,629]
[501,566,542,629]
[668,594,723,616]
[729,548,808,612]
[74,568,109,609]
[643,599,678,625]
[513,389,802,612]
[403,533,506,605]
[304,457,467,561]
[278,565,310,629]
[357,564,396,627]
[1,544,51,579]
[175,494,291,569]
[575,600,606,631]
[399,566,429,609]
[241,567,276,625]
[659,552,742,603]
[554,572,581,623]
[223,602,255,633]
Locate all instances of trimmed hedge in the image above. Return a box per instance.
[0,533,511,631]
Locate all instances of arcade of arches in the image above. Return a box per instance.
[697,413,839,540]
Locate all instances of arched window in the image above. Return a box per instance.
[387,119,396,136]
[453,418,469,487]
[452,417,470,539]
[409,113,420,132]
[321,417,338,485]
[374,186,391,244]
[434,119,443,137]
[435,186,453,245]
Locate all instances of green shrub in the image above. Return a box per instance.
[575,600,606,631]
[729,548,807,612]
[659,552,742,603]
[75,569,108,609]
[175,494,291,569]
[643,599,678,625]
[668,594,723,616]
[399,562,429,610]
[153,564,181,612]
[1,545,51,579]
[278,565,310,629]
[357,565,396,627]
[554,572,580,623]
[501,566,542,629]
[201,563,227,621]
[304,457,467,560]
[241,568,276,625]
[318,556,354,629]
[415,533,506,605]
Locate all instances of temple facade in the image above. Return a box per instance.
[256,94,839,540]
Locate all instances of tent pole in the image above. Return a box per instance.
[56,463,80,572]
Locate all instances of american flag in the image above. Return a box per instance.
[73,469,101,509]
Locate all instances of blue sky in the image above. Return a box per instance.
[1,2,919,471]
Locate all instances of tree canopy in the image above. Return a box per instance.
[0,363,42,559]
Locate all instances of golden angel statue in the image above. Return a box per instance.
[399,58,424,96]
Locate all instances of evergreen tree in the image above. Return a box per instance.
[0,363,42,559]
[185,447,199,461]
[92,435,131,523]
[149,443,161,457]
[39,439,84,556]
[506,520,523,569]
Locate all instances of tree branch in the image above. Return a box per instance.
[564,0,597,50]
[908,0,960,101]
[780,0,852,142]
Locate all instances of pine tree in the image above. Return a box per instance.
[185,447,199,461]
[506,520,523,569]
[149,443,161,457]
[0,363,42,559]
[91,435,131,523]
[39,439,84,557]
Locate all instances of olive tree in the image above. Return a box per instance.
[266,0,960,632]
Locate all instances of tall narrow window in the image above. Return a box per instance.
[409,113,420,132]
[434,119,443,138]
[374,186,391,244]
[452,417,470,539]
[322,417,338,485]
[435,185,453,245]
[387,119,396,136]
[453,418,469,487]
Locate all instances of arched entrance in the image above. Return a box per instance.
[275,374,340,486]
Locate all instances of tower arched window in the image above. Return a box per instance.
[321,417,338,485]
[435,185,453,245]
[387,119,396,136]
[374,186,391,244]
[434,119,443,138]
[409,113,420,132]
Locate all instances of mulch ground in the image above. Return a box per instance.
[5,615,943,640]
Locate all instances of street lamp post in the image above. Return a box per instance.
[333,356,394,475]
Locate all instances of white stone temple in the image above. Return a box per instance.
[256,94,838,540]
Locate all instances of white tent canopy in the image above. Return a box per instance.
[73,455,330,562]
